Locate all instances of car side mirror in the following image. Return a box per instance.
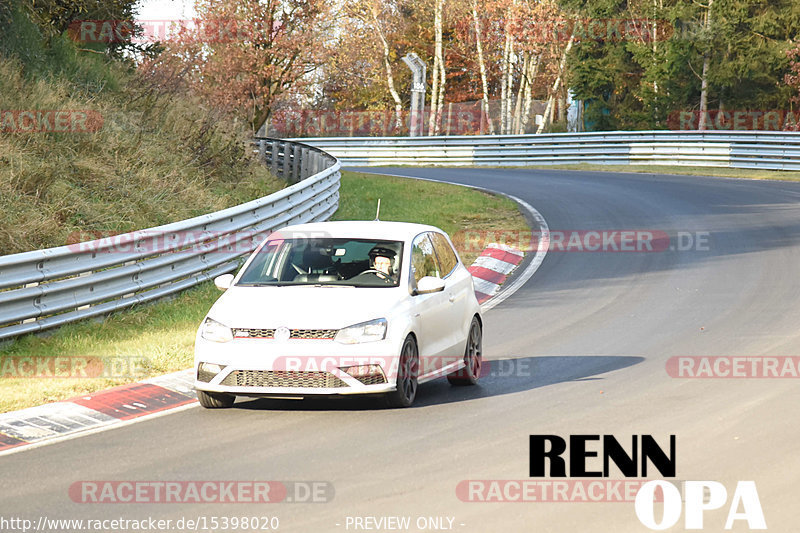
[415,276,445,295]
[214,274,234,291]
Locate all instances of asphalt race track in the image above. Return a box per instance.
[2,167,800,532]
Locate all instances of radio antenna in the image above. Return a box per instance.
[374,199,381,221]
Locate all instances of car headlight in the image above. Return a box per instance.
[334,318,387,344]
[201,317,233,343]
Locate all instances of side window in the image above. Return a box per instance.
[430,232,458,277]
[411,233,442,283]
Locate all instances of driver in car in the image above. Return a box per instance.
[368,246,397,282]
[373,256,392,276]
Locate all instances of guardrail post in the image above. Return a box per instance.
[271,142,280,177]
[291,144,301,183]
[301,147,309,181]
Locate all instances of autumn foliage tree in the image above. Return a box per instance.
[787,44,800,106]
[144,0,332,132]
[137,0,800,135]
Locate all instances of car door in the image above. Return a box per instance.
[409,232,451,375]
[430,231,472,358]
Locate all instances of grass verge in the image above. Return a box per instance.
[0,7,283,254]
[333,171,528,265]
[0,171,529,412]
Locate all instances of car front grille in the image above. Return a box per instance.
[233,328,337,340]
[197,368,217,383]
[354,373,388,386]
[220,370,348,388]
[290,329,337,340]
[235,328,275,338]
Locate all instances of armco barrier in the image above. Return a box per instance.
[0,139,340,341]
[287,131,800,171]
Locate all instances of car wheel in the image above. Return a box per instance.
[385,335,419,408]
[447,317,482,386]
[197,390,235,408]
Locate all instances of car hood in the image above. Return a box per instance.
[207,285,408,329]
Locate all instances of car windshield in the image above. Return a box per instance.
[237,238,404,287]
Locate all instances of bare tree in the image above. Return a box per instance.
[346,0,404,131]
[499,0,516,134]
[537,34,573,134]
[471,0,495,134]
[428,0,445,135]
[512,53,527,134]
[371,7,404,130]
[518,53,540,133]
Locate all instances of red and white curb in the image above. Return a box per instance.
[468,243,525,304]
[0,370,195,455]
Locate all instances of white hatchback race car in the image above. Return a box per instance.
[194,220,483,408]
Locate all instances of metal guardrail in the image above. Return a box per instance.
[0,139,340,341]
[293,131,800,171]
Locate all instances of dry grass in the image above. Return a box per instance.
[0,50,282,254]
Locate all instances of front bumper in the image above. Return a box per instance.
[194,337,401,397]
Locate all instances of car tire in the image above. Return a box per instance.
[385,335,419,408]
[447,317,482,386]
[197,390,235,408]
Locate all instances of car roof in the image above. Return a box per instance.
[273,220,447,242]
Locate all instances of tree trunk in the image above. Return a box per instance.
[436,12,446,135]
[471,0,495,134]
[373,19,404,131]
[504,39,514,133]
[698,54,710,130]
[428,60,439,135]
[652,0,663,126]
[428,57,439,135]
[698,0,713,131]
[428,0,444,135]
[537,35,574,134]
[520,54,540,133]
[500,2,515,135]
[512,53,527,134]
